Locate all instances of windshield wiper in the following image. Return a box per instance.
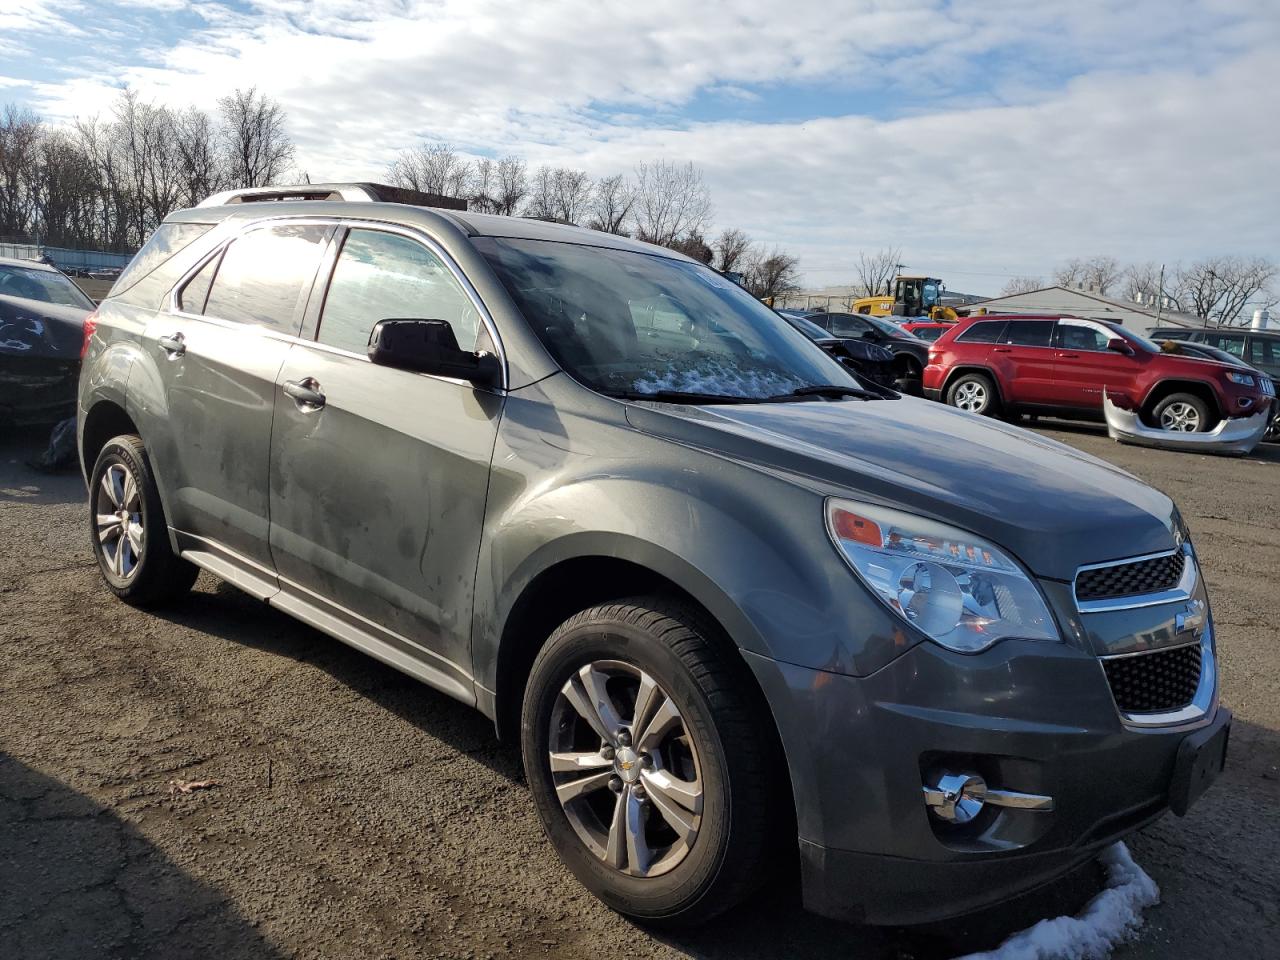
[778,384,886,401]
[604,389,759,405]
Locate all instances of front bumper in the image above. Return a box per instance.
[1103,390,1270,456]
[745,639,1227,925]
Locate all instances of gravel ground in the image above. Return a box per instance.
[2,421,1277,960]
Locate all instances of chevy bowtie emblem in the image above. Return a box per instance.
[619,760,635,771]
[1175,599,1205,635]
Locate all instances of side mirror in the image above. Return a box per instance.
[1107,338,1134,356]
[368,319,501,388]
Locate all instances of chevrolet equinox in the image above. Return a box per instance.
[78,184,1230,927]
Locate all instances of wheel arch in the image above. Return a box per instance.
[80,399,139,480]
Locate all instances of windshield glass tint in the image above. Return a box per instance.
[0,265,94,308]
[476,237,853,398]
[783,314,832,341]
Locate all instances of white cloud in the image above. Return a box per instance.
[8,0,1279,290]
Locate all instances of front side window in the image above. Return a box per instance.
[1002,320,1054,347]
[318,230,481,355]
[1247,338,1277,370]
[1053,321,1111,352]
[0,264,94,309]
[203,224,329,333]
[476,237,853,399]
[827,314,873,338]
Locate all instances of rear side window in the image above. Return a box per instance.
[827,314,871,338]
[203,224,329,333]
[957,320,1007,343]
[1247,338,1277,369]
[317,229,482,355]
[1201,333,1246,359]
[1002,320,1053,347]
[178,252,221,314]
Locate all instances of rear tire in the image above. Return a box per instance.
[1150,393,1212,433]
[947,372,1000,416]
[521,597,778,927]
[89,434,198,607]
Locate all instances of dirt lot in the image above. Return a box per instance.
[2,421,1278,960]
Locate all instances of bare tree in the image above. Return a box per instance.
[0,104,42,238]
[493,155,528,216]
[854,247,901,297]
[524,166,592,223]
[218,87,295,189]
[1000,275,1045,296]
[744,247,801,301]
[712,227,752,274]
[1173,256,1278,325]
[586,173,633,234]
[1053,255,1122,294]
[387,141,471,198]
[1121,262,1165,304]
[630,160,712,247]
[172,105,224,208]
[469,156,498,213]
[667,231,713,264]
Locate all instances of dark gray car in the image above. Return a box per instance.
[78,185,1230,928]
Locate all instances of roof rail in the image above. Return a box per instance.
[195,182,467,211]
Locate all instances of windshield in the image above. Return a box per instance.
[476,237,856,400]
[1118,327,1162,354]
[0,264,94,309]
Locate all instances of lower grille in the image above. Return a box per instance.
[1076,551,1185,602]
[1103,643,1202,714]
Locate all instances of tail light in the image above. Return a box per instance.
[80,311,98,359]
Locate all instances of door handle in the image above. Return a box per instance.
[158,332,186,358]
[993,347,1012,353]
[284,378,326,411]
[1057,352,1080,359]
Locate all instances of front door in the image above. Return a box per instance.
[141,221,331,590]
[268,226,504,688]
[1047,318,1142,411]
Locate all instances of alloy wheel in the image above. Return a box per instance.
[954,381,987,412]
[95,462,144,579]
[1160,402,1201,432]
[548,660,703,879]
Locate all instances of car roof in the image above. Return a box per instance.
[1153,325,1276,339]
[167,200,696,262]
[0,255,60,273]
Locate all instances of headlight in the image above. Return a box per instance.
[1225,371,1255,386]
[825,499,1059,653]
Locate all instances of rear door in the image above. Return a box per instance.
[268,225,504,691]
[1246,336,1280,380]
[142,221,332,592]
[988,319,1057,405]
[1047,318,1142,410]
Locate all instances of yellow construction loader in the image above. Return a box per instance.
[852,276,963,321]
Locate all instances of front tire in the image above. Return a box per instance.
[1151,393,1211,433]
[89,435,198,607]
[521,598,778,926]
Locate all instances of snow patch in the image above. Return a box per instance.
[631,358,804,398]
[954,843,1160,960]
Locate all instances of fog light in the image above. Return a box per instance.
[923,772,987,823]
[923,771,1055,822]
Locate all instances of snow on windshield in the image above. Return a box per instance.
[631,358,807,398]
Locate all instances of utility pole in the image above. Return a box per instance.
[1154,264,1165,325]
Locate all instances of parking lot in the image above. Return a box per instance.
[2,421,1277,960]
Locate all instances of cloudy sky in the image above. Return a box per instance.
[2,0,1277,294]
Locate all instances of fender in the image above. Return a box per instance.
[1141,376,1227,417]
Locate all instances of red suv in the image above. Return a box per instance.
[923,315,1273,433]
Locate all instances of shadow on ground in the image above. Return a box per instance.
[0,754,283,960]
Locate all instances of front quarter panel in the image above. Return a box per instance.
[471,375,925,690]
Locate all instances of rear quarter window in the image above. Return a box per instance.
[956,320,1007,343]
[109,222,215,305]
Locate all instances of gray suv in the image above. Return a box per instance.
[79,184,1230,927]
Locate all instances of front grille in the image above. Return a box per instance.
[1103,643,1202,714]
[1076,551,1185,602]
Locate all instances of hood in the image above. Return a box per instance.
[625,395,1176,581]
[0,294,89,359]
